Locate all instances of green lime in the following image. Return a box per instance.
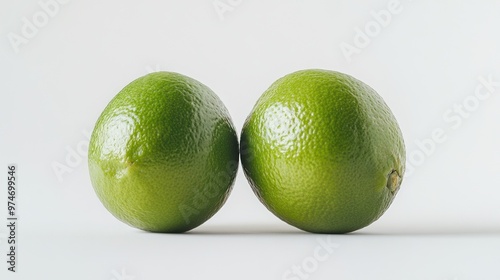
[240,69,405,233]
[88,71,239,233]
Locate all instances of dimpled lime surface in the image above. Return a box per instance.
[241,69,405,233]
[89,72,239,233]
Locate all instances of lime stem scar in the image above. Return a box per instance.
[386,169,401,194]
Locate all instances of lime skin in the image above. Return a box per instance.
[89,72,239,233]
[241,69,405,233]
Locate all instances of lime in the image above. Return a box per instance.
[88,71,239,233]
[240,69,405,233]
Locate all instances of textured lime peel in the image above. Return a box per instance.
[88,72,239,233]
[241,69,406,234]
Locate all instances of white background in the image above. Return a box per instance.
[1,0,500,279]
